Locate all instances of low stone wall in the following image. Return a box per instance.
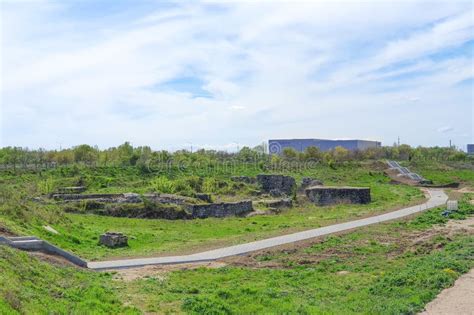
[231,176,257,184]
[305,187,371,206]
[53,192,196,205]
[52,193,120,201]
[53,192,255,220]
[257,174,296,196]
[256,198,293,209]
[187,200,253,219]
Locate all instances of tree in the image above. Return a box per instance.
[304,146,322,162]
[73,144,97,165]
[333,146,349,162]
[282,148,298,160]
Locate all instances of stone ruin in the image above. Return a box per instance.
[53,192,253,220]
[57,186,86,194]
[186,200,253,219]
[256,174,296,196]
[305,186,371,206]
[256,198,293,209]
[300,177,324,189]
[99,232,128,248]
[230,176,257,184]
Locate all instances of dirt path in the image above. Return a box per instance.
[420,268,474,315]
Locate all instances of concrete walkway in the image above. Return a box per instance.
[88,189,447,270]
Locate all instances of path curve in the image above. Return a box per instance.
[88,189,447,270]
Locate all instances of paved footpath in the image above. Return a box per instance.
[88,189,447,270]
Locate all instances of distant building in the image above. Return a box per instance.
[468,144,474,155]
[268,138,381,154]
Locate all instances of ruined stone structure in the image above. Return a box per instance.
[194,193,212,203]
[52,192,195,205]
[57,186,86,194]
[300,177,324,190]
[305,187,371,206]
[257,174,296,196]
[231,176,257,184]
[99,232,128,248]
[54,192,253,220]
[257,198,293,209]
[186,200,253,219]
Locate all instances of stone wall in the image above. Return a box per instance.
[187,200,253,219]
[53,192,196,205]
[256,198,293,209]
[231,176,257,184]
[305,187,371,206]
[256,174,296,196]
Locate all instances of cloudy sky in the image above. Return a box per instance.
[1,0,473,151]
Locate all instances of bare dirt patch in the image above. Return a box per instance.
[112,261,227,282]
[0,225,16,237]
[27,251,77,268]
[457,187,474,194]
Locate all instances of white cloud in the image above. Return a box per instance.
[438,126,454,133]
[1,0,473,149]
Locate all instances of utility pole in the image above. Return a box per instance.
[397,136,400,146]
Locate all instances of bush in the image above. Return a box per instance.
[202,178,218,193]
[37,177,55,194]
[150,177,176,193]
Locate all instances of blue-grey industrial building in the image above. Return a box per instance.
[468,144,474,155]
[268,138,381,154]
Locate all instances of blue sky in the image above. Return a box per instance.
[1,0,473,151]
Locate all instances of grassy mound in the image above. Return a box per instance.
[0,246,138,314]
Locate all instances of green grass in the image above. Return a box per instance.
[119,196,474,314]
[0,246,139,314]
[0,162,473,314]
[408,160,474,186]
[0,162,424,260]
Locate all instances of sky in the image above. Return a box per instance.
[1,0,473,151]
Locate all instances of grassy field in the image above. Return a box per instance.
[408,160,474,186]
[1,162,425,260]
[117,194,474,314]
[0,246,139,314]
[0,161,472,314]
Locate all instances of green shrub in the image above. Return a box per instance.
[150,177,176,193]
[37,177,55,194]
[202,178,218,193]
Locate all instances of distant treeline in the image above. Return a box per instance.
[0,142,471,170]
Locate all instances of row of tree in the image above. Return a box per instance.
[0,142,471,170]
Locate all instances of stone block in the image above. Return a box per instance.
[195,193,212,203]
[305,186,371,206]
[99,232,128,248]
[257,174,296,196]
[187,200,253,219]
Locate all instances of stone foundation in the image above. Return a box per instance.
[231,176,257,184]
[305,187,371,206]
[187,200,253,218]
[257,174,296,196]
[256,198,293,209]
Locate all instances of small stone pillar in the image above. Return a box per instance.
[99,232,128,248]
